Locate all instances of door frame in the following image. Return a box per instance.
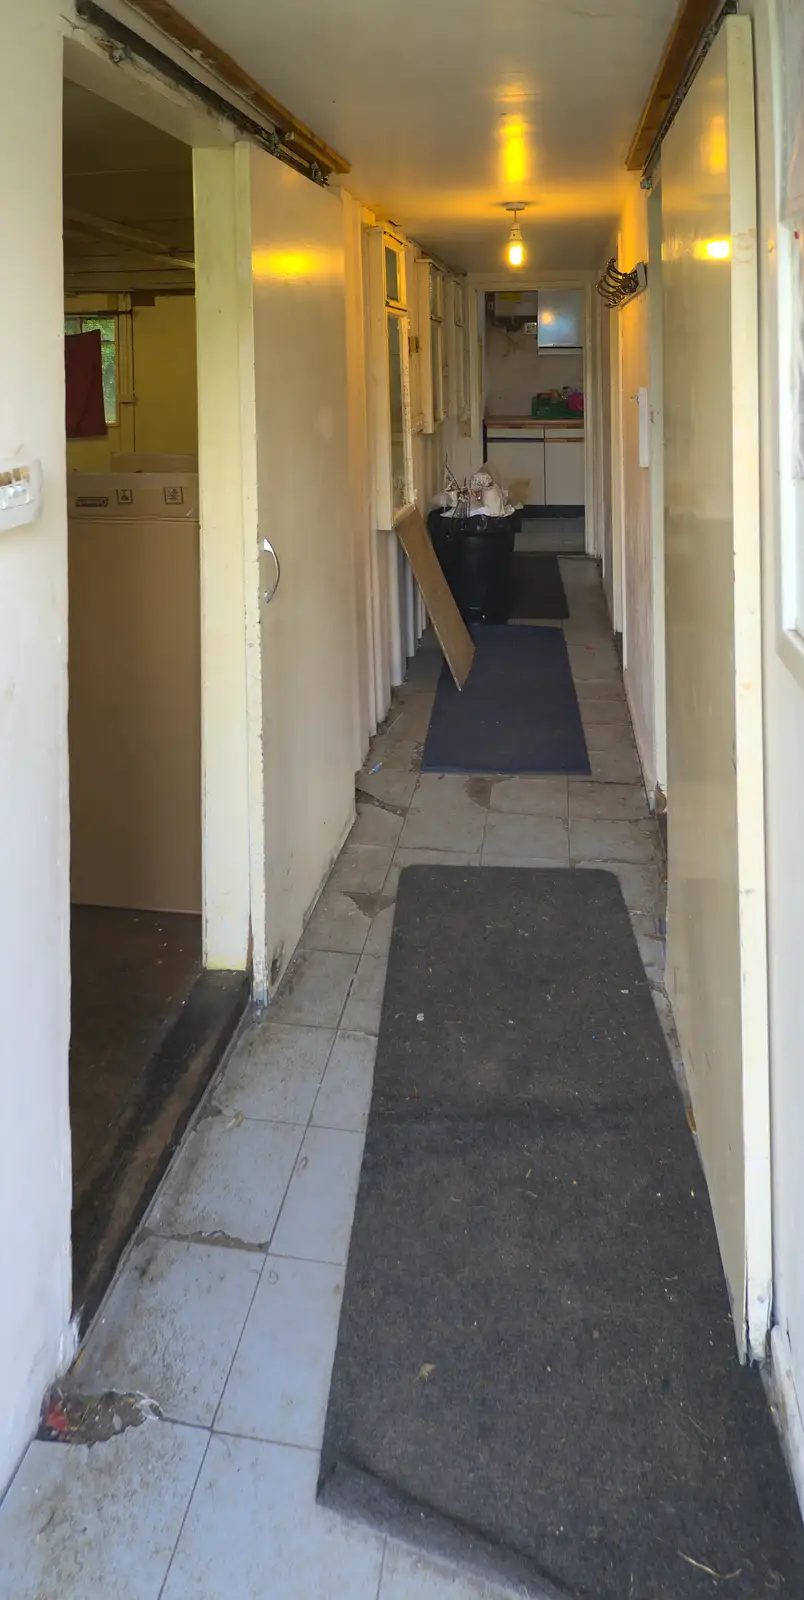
[467,270,601,559]
[64,28,265,990]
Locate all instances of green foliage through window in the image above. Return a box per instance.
[64,314,117,423]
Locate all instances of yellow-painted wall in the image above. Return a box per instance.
[132,295,198,455]
[65,293,197,470]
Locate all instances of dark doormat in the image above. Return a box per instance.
[422,624,590,775]
[509,553,570,620]
[319,866,804,1600]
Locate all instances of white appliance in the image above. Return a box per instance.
[67,472,201,914]
[111,452,198,473]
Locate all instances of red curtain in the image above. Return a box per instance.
[65,329,107,439]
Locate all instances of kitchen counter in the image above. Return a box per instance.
[485,415,584,429]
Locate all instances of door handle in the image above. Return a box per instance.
[262,537,281,604]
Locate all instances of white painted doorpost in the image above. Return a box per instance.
[661,16,771,1359]
[194,145,266,988]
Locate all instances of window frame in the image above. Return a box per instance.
[367,229,415,529]
[415,257,446,433]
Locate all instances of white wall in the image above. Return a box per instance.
[617,183,657,795]
[0,0,74,1489]
[484,323,583,416]
[745,0,804,1501]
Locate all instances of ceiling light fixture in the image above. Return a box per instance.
[505,203,526,268]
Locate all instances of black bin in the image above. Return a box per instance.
[427,509,520,624]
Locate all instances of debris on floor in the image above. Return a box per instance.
[37,1386,161,1445]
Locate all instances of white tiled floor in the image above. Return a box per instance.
[0,557,668,1600]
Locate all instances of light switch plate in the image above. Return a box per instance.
[0,459,43,530]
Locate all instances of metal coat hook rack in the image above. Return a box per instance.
[596,258,648,308]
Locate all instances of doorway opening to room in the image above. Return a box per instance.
[62,76,247,1326]
[482,285,587,578]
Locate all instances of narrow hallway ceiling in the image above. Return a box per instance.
[168,0,677,271]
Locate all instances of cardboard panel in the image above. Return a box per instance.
[394,507,475,690]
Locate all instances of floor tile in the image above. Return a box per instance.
[329,843,396,894]
[570,817,658,865]
[587,748,644,784]
[271,1125,365,1265]
[269,948,359,1027]
[580,720,639,755]
[313,1031,377,1132]
[357,765,419,809]
[384,849,481,899]
[569,675,623,700]
[568,781,650,821]
[362,735,422,773]
[299,887,372,954]
[149,1116,302,1247]
[488,776,568,817]
[215,1022,334,1124]
[215,1255,343,1448]
[364,898,397,956]
[398,775,487,853]
[567,641,621,678]
[387,695,434,742]
[576,698,630,725]
[482,811,569,864]
[348,801,405,849]
[0,1421,206,1600]
[576,860,666,918]
[381,1543,523,1599]
[75,1237,261,1426]
[161,1434,384,1600]
[340,951,387,1034]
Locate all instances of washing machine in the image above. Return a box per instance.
[67,471,202,914]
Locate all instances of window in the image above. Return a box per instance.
[64,314,117,423]
[415,259,445,432]
[387,314,408,513]
[452,280,469,420]
[368,230,414,526]
[429,267,445,424]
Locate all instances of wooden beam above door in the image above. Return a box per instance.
[121,0,350,175]
[626,0,725,171]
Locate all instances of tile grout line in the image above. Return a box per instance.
[156,1427,212,1600]
[375,1537,389,1599]
[207,1023,341,1436]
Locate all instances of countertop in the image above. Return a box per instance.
[485,415,584,429]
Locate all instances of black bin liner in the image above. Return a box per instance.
[427,508,520,624]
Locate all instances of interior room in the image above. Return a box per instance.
[62,80,228,1322]
[483,286,586,558]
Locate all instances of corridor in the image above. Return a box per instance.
[0,559,672,1599]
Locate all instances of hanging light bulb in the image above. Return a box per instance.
[505,205,526,268]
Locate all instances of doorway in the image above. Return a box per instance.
[62,78,247,1325]
[482,286,587,563]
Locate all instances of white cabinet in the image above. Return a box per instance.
[544,434,585,507]
[484,438,545,505]
[485,423,584,508]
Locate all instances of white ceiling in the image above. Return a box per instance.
[173,0,677,273]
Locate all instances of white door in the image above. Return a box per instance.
[485,438,545,505]
[662,16,771,1358]
[246,148,360,989]
[544,435,585,507]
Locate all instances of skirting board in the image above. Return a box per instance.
[766,1325,804,1520]
[522,505,584,518]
